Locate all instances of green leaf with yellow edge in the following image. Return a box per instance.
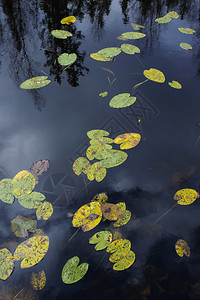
[11,216,37,238]
[0,248,14,280]
[101,203,123,221]
[121,32,146,40]
[51,30,72,39]
[95,149,128,168]
[113,250,136,271]
[72,202,102,232]
[178,27,196,34]
[90,53,112,62]
[98,47,121,58]
[155,15,172,24]
[114,132,141,149]
[60,16,76,25]
[99,91,108,97]
[87,129,110,139]
[86,144,112,161]
[91,193,108,204]
[89,231,112,250]
[121,44,140,55]
[174,188,199,205]
[175,239,190,257]
[11,170,36,197]
[73,157,91,175]
[62,256,88,284]
[131,23,145,30]
[168,81,182,89]
[0,178,14,204]
[180,42,192,50]
[31,270,46,290]
[20,76,51,89]
[86,163,107,182]
[167,11,179,19]
[58,53,77,66]
[109,93,137,108]
[18,192,46,209]
[113,202,131,227]
[13,235,49,268]
[107,239,131,262]
[143,68,165,83]
[36,202,53,221]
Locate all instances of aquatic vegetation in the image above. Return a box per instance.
[0,248,14,280]
[98,47,121,58]
[101,203,123,221]
[11,216,37,238]
[30,159,50,182]
[143,68,165,83]
[90,52,112,61]
[120,32,146,40]
[121,44,140,54]
[0,285,38,300]
[113,202,131,227]
[155,15,172,24]
[0,179,14,204]
[31,270,46,290]
[89,231,112,250]
[178,27,196,34]
[175,239,190,257]
[91,192,108,204]
[60,16,76,25]
[114,133,141,150]
[174,188,199,205]
[168,81,182,89]
[99,91,108,97]
[18,192,46,209]
[20,76,51,89]
[131,23,145,30]
[113,250,136,271]
[36,202,53,220]
[109,93,137,108]
[51,30,72,39]
[61,256,89,284]
[58,53,77,66]
[180,42,192,50]
[11,170,35,197]
[107,239,131,262]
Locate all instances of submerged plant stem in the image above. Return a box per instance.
[153,203,178,224]
[0,168,9,178]
[40,48,56,53]
[132,79,149,93]
[82,250,96,262]
[64,227,81,247]
[82,174,89,201]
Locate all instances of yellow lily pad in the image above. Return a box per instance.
[109,93,137,108]
[178,27,196,34]
[143,68,165,83]
[114,132,141,149]
[175,239,190,257]
[113,250,136,271]
[0,248,14,280]
[121,32,146,39]
[107,239,131,262]
[131,23,145,30]
[90,53,112,62]
[180,42,192,50]
[36,201,53,220]
[101,203,123,221]
[174,188,199,205]
[91,193,108,204]
[113,202,131,227]
[73,157,91,175]
[60,16,76,25]
[155,15,172,24]
[86,163,107,182]
[167,11,179,19]
[168,81,182,89]
[99,91,108,97]
[31,270,46,290]
[11,170,36,197]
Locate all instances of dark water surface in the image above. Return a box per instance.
[0,0,200,299]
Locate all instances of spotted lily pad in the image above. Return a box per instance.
[131,23,145,30]
[89,231,112,250]
[31,270,46,290]
[91,193,108,204]
[180,42,192,50]
[101,203,123,221]
[11,170,36,197]
[96,149,128,168]
[113,250,136,271]
[86,163,107,182]
[167,11,179,19]
[113,202,131,227]
[121,32,146,39]
[168,81,182,89]
[107,239,131,262]
[121,44,140,55]
[62,256,88,284]
[60,16,76,25]
[51,30,72,39]
[0,248,14,280]
[36,202,53,220]
[114,133,141,149]
[98,47,121,58]
[117,35,128,41]
[178,27,196,34]
[86,144,112,161]
[175,239,190,257]
[174,188,199,205]
[58,53,77,66]
[99,91,108,97]
[17,192,46,209]
[90,53,112,62]
[0,179,14,204]
[20,76,51,89]
[11,216,37,238]
[143,68,165,83]
[109,93,137,108]
[155,15,172,23]
[73,157,91,175]
[30,159,50,177]
[90,137,113,145]
[87,130,110,139]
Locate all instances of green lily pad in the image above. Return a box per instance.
[180,42,192,50]
[109,93,137,108]
[86,163,107,182]
[0,248,14,280]
[90,137,113,145]
[0,179,14,204]
[11,170,36,197]
[96,149,128,168]
[62,256,89,284]
[178,27,196,34]
[58,53,77,66]
[121,44,140,54]
[51,30,72,39]
[73,157,91,175]
[167,11,179,19]
[89,231,112,250]
[99,91,108,97]
[87,130,110,139]
[121,32,146,40]
[131,23,145,30]
[113,250,136,271]
[117,35,128,41]
[20,76,51,89]
[155,15,172,23]
[168,81,182,89]
[106,239,131,262]
[18,192,46,209]
[98,47,121,58]
[11,216,37,238]
[86,144,112,161]
[36,201,53,220]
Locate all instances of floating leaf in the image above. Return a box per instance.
[0,179,14,204]
[72,202,102,232]
[90,52,112,62]
[30,159,50,177]
[11,216,37,238]
[167,11,179,19]
[86,144,112,161]
[87,129,110,139]
[89,231,112,250]
[174,188,199,205]
[117,35,128,41]
[0,248,14,280]
[73,157,91,175]
[114,133,141,149]
[178,27,196,34]
[31,270,46,290]
[90,137,113,145]
[131,23,145,30]
[60,16,76,25]
[109,93,137,108]
[11,170,36,197]
[99,91,108,97]
[51,30,72,39]
[36,202,53,221]
[106,239,131,262]
[101,203,123,221]
[121,44,140,55]
[96,149,128,168]
[13,235,49,268]
[86,163,107,182]
[91,193,108,204]
[113,202,131,227]
[180,42,192,50]
[168,81,182,89]
[62,256,88,284]
[20,76,51,89]
[121,32,146,40]
[98,47,121,58]
[58,53,77,66]
[155,15,172,24]
[113,250,136,271]
[143,68,165,83]
[175,239,190,257]
[18,192,46,209]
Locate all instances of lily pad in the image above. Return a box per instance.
[86,144,112,160]
[174,188,199,205]
[86,163,107,182]
[113,202,131,227]
[131,23,145,30]
[91,193,108,204]
[101,203,123,221]
[62,256,88,284]
[143,68,165,83]
[30,159,50,177]
[90,53,112,62]
[20,76,51,89]
[155,15,172,24]
[31,270,46,290]
[107,239,131,262]
[36,201,53,220]
[99,91,108,97]
[114,132,141,149]
[167,11,179,19]
[87,129,110,139]
[175,239,190,257]
[17,192,46,209]
[121,44,140,55]
[109,93,137,108]
[168,81,182,89]
[98,47,121,58]
[180,42,192,50]
[121,32,146,39]
[89,231,112,250]
[51,30,72,39]
[13,235,49,268]
[11,170,36,197]
[117,35,128,41]
[11,216,37,238]
[113,250,136,271]
[60,16,76,25]
[0,248,14,280]
[90,137,113,145]
[73,157,91,175]
[96,149,128,168]
[58,53,77,66]
[0,178,14,204]
[178,27,196,34]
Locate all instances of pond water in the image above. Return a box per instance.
[0,0,200,299]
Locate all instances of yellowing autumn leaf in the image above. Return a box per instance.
[174,188,199,205]
[113,202,131,227]
[91,193,108,204]
[31,270,46,290]
[90,53,112,62]
[101,203,123,221]
[60,16,76,25]
[114,133,141,149]
[113,250,136,271]
[143,68,165,83]
[175,239,190,257]
[0,248,14,280]
[11,170,36,197]
[36,201,53,220]
[106,239,131,262]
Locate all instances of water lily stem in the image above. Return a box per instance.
[89,252,108,278]
[82,174,90,201]
[132,79,149,93]
[0,168,9,178]
[153,203,178,224]
[64,227,81,247]
[82,250,96,262]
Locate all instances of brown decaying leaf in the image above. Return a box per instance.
[101,203,123,221]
